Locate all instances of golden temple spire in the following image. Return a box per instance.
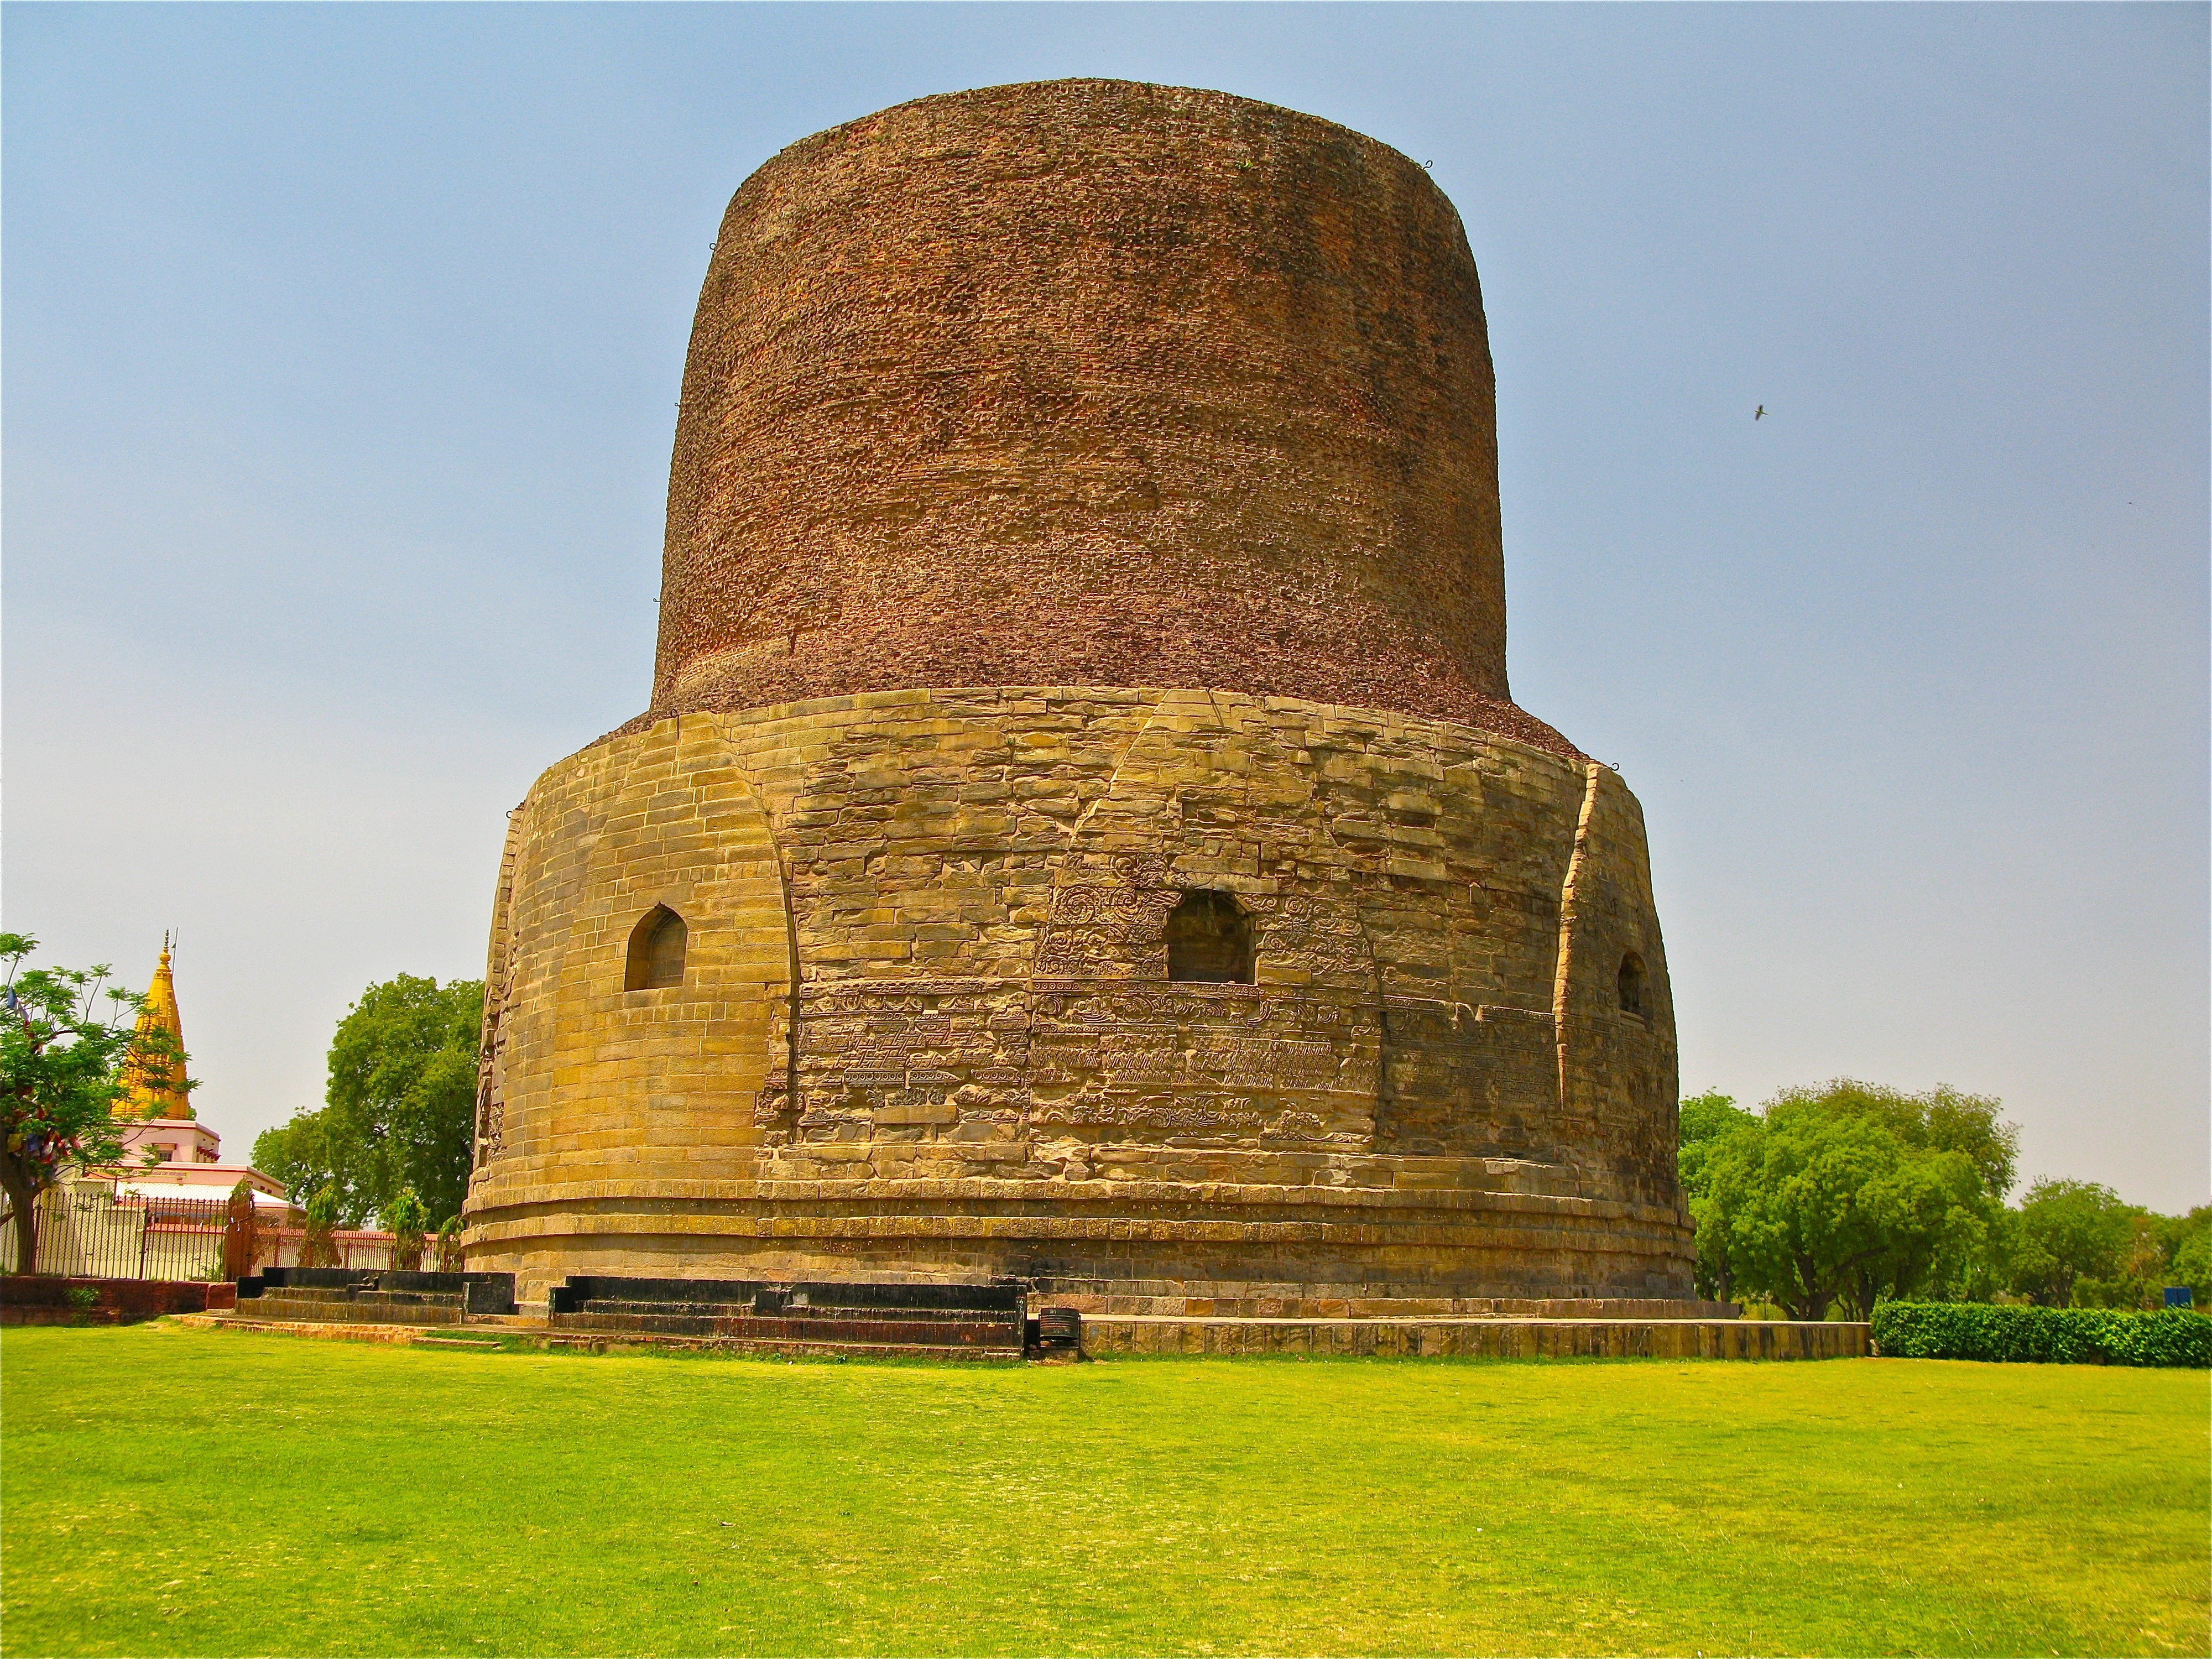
[113,934,192,1120]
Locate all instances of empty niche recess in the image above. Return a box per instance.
[1616,950,1647,1017]
[1165,890,1255,984]
[625,905,689,991]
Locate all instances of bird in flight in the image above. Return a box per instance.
[1755,405,1766,420]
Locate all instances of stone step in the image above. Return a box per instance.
[242,1270,515,1316]
[249,1286,359,1303]
[539,1331,1023,1362]
[550,1309,1022,1350]
[574,1298,1013,1324]
[241,1289,465,1316]
[240,1295,465,1328]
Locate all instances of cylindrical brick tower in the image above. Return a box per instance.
[648,79,1574,752]
[465,81,1692,1311]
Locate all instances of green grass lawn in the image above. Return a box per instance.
[4,1326,2204,1658]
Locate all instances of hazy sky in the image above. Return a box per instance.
[7,4,2204,1210]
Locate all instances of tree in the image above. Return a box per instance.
[1679,1091,1757,1199]
[0,933,180,1275]
[1763,1079,2017,1199]
[1694,1080,2015,1320]
[2068,1205,2212,1310]
[1678,1091,1757,1301]
[1787,1081,2013,1310]
[251,1113,335,1223]
[1700,1109,1889,1320]
[253,975,483,1229]
[2008,1178,2137,1307]
[2166,1208,2212,1306]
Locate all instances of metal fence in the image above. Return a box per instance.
[0,1181,403,1280]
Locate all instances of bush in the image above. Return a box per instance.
[1872,1301,2210,1368]
[300,1185,342,1268]
[221,1180,262,1279]
[434,1215,463,1274]
[384,1187,427,1272]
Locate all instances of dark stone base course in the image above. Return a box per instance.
[0,1276,235,1324]
[546,1274,1027,1357]
[538,1332,1025,1363]
[546,1275,1024,1316]
[550,1310,1024,1353]
[243,1267,517,1316]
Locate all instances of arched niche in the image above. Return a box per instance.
[1616,950,1647,1018]
[625,904,689,992]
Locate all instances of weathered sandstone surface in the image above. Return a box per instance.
[463,82,1692,1304]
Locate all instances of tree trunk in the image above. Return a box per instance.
[1788,1288,1831,1321]
[0,1156,43,1276]
[1849,1265,1880,1323]
[1785,1255,1830,1321]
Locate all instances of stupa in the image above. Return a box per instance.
[461,80,1694,1308]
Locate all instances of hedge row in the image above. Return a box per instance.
[1871,1301,2211,1368]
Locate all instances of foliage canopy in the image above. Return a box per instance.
[1690,1079,2015,1319]
[254,974,482,1229]
[1684,1078,2203,1317]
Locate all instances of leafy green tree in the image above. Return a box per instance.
[0,933,179,1275]
[1764,1079,2017,1201]
[1678,1091,1757,1301]
[2015,1200,2209,1311]
[1679,1091,1756,1200]
[1700,1109,1887,1319]
[254,975,482,1229]
[2090,1211,2180,1310]
[251,1112,336,1218]
[2008,1178,2138,1307]
[1694,1081,2015,1320]
[1783,1081,2015,1308]
[2166,1208,2212,1306]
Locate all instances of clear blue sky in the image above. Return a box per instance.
[7,3,2204,1209]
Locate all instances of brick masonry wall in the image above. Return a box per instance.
[644,80,1573,758]
[462,687,1688,1303]
[0,1277,236,1323]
